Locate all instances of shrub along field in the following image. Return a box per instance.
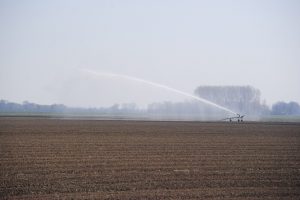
[0,117,299,199]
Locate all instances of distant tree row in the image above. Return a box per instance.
[1,85,300,116]
[271,101,300,115]
[147,86,300,116]
[194,86,269,115]
[0,100,68,113]
[0,100,141,115]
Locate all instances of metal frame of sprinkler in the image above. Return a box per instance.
[223,114,245,123]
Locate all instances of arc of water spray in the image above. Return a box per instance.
[81,68,237,115]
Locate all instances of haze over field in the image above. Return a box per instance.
[0,0,300,110]
[1,2,300,198]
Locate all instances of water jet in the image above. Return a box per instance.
[81,68,238,116]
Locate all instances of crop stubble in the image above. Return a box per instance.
[0,117,300,199]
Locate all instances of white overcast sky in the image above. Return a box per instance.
[0,0,299,108]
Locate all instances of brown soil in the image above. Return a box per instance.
[0,117,300,199]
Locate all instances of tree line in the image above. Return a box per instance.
[0,86,299,116]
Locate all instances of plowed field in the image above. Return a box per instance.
[0,117,300,199]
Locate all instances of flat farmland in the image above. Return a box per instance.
[0,117,300,199]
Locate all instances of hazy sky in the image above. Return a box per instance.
[1,0,299,108]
